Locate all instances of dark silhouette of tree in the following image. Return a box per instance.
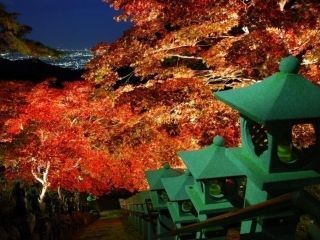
[0,3,60,56]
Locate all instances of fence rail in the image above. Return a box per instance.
[157,191,304,238]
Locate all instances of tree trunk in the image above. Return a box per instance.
[39,185,48,204]
[31,160,50,204]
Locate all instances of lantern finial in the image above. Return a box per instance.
[213,135,224,146]
[279,56,300,73]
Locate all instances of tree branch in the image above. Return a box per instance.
[152,44,196,53]
[31,160,51,203]
[31,167,44,185]
[278,0,288,11]
[43,161,50,183]
[170,54,203,60]
[152,35,238,54]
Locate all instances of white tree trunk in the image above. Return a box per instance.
[39,185,48,204]
[57,186,62,200]
[31,160,50,204]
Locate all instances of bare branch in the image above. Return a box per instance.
[279,0,288,12]
[170,55,203,60]
[196,69,256,86]
[31,168,44,185]
[152,44,196,53]
[117,71,134,84]
[43,161,50,183]
[152,35,239,54]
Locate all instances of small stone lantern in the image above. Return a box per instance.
[178,136,246,238]
[145,163,183,210]
[145,163,183,239]
[179,136,246,217]
[161,170,197,225]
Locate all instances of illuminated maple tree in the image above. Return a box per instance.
[2,81,115,199]
[86,0,320,84]
[85,0,320,177]
[2,0,320,195]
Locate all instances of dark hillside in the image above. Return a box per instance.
[0,58,83,82]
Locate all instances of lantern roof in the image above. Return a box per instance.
[179,136,243,180]
[215,56,320,125]
[161,170,194,201]
[145,163,183,190]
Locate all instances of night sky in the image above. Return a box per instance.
[1,0,131,49]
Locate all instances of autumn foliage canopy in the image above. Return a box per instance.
[1,0,320,196]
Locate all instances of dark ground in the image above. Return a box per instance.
[71,210,143,240]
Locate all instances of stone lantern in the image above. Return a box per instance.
[179,136,246,218]
[178,136,246,239]
[145,163,183,239]
[215,56,320,237]
[161,170,198,228]
[145,163,183,210]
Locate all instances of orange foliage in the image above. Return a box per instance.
[3,0,320,195]
[1,77,239,195]
[85,0,320,193]
[2,81,114,195]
